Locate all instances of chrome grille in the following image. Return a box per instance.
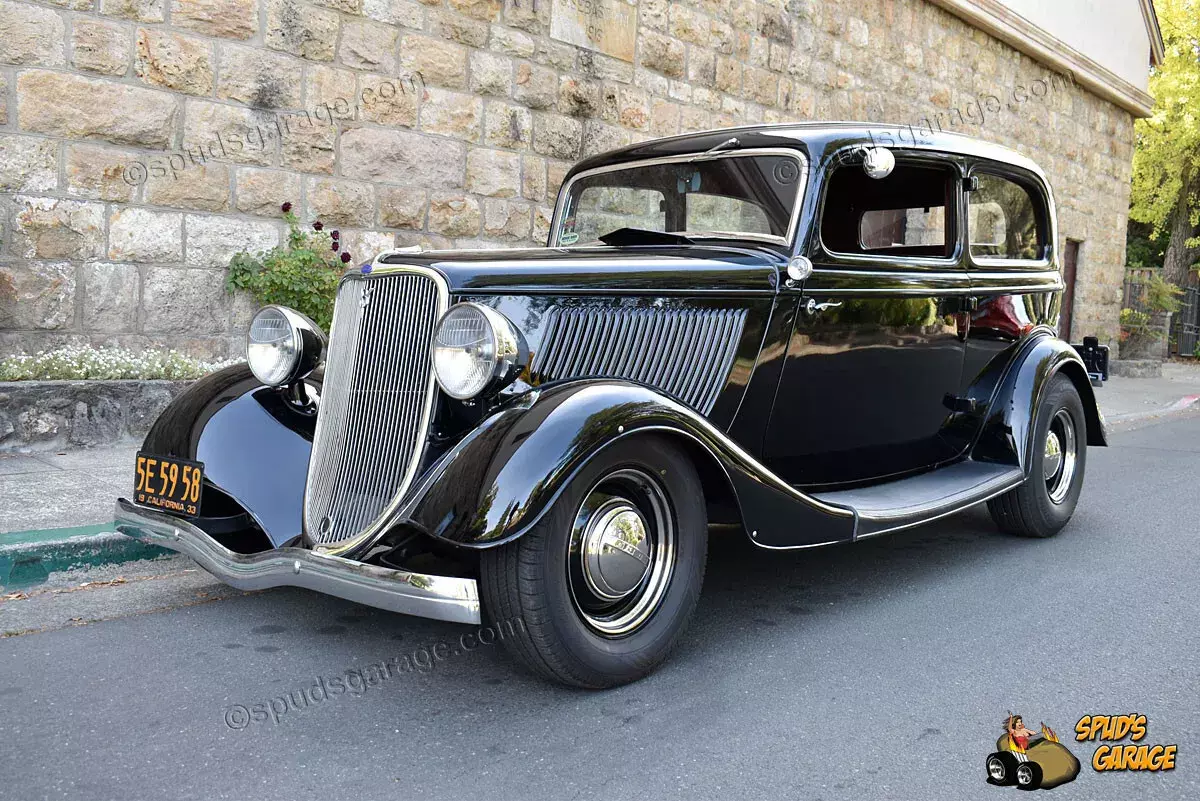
[304,270,446,549]
[531,306,747,414]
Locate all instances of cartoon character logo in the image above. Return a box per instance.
[986,713,1081,791]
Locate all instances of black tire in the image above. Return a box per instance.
[986,751,1019,786]
[479,435,707,688]
[988,373,1087,537]
[1015,760,1043,790]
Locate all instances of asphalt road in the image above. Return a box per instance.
[2,413,1198,800]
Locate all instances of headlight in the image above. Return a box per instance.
[247,306,325,387]
[431,303,525,400]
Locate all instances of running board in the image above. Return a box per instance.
[811,461,1025,539]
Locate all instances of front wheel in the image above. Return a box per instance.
[988,373,1087,537]
[480,435,708,688]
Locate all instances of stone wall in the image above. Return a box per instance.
[0,379,189,450]
[0,0,1135,359]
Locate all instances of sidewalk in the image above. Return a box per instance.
[3,362,1200,586]
[1099,361,1200,424]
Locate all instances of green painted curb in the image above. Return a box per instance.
[0,524,169,591]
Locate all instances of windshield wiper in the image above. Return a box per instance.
[688,137,740,161]
[597,227,695,247]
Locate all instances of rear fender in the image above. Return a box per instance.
[391,380,856,551]
[971,331,1107,473]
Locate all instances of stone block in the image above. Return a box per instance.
[12,197,105,260]
[341,128,464,188]
[17,70,178,148]
[83,262,139,333]
[0,262,76,330]
[108,207,184,262]
[184,215,279,268]
[0,135,58,194]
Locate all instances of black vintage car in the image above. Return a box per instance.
[117,123,1108,687]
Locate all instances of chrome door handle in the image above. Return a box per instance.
[804,298,843,315]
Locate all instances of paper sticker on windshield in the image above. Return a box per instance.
[560,231,580,245]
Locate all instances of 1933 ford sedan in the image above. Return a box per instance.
[117,123,1109,687]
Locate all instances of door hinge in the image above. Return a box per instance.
[942,394,980,414]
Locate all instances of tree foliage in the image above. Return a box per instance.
[1130,0,1200,244]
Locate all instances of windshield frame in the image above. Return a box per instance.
[549,147,810,251]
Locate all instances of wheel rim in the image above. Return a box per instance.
[1016,764,1033,784]
[987,757,1005,781]
[568,468,675,637]
[1044,408,1078,504]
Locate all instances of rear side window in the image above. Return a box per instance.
[968,173,1045,260]
[821,162,957,259]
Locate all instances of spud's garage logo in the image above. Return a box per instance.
[985,713,1081,790]
[1075,714,1177,772]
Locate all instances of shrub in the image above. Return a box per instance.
[226,204,353,331]
[1140,273,1184,315]
[0,346,242,381]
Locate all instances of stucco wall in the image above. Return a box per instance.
[0,0,1134,359]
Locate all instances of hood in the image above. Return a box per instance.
[373,244,783,294]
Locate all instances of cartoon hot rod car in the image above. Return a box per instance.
[117,123,1107,687]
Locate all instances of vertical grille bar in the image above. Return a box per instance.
[530,306,747,415]
[304,270,446,549]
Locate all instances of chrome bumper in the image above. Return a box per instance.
[114,499,480,625]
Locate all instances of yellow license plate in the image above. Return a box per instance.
[134,452,204,518]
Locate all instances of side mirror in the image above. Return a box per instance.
[861,146,895,179]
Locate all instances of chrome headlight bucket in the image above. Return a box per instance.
[247,305,326,387]
[431,302,526,400]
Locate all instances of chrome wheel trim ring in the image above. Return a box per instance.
[987,757,1005,780]
[567,468,675,637]
[1016,764,1033,784]
[1045,408,1078,504]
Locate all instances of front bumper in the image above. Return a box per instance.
[115,499,480,625]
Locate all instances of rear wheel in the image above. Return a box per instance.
[1015,761,1043,790]
[479,435,707,688]
[988,374,1087,537]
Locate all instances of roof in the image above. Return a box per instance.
[568,122,1049,184]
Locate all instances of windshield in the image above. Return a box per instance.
[554,152,805,248]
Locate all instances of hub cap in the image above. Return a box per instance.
[1044,409,1078,504]
[987,757,1005,781]
[568,468,675,637]
[1016,764,1034,785]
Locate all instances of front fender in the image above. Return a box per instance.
[393,380,856,550]
[972,330,1108,473]
[141,364,317,548]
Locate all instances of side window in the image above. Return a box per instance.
[821,162,957,259]
[570,186,665,244]
[968,173,1045,260]
[686,193,772,235]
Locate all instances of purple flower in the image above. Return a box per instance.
[312,221,324,231]
[331,241,339,252]
[330,229,340,241]
[281,202,292,213]
[340,252,352,264]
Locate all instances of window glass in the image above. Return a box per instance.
[686,193,772,235]
[860,207,948,249]
[557,154,802,246]
[570,187,665,245]
[821,162,957,259]
[969,173,1044,260]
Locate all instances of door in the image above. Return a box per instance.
[763,157,969,488]
[1059,240,1079,340]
